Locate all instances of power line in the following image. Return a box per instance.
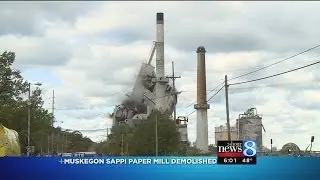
[228,80,319,91]
[44,93,180,111]
[177,103,194,112]
[183,60,319,121]
[182,76,318,92]
[183,83,225,117]
[177,81,224,113]
[229,60,320,86]
[61,128,109,132]
[186,109,196,117]
[180,56,320,77]
[178,83,223,131]
[208,81,225,94]
[229,44,320,81]
[44,105,116,111]
[207,85,225,102]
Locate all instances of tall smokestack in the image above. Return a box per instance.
[194,46,210,152]
[155,12,167,110]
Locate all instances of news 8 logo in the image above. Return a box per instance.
[242,140,257,157]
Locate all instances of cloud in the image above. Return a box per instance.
[0,2,97,36]
[1,2,320,150]
[0,35,72,67]
[289,90,320,110]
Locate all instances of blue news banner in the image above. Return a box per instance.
[1,156,320,180]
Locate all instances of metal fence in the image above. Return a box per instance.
[202,151,320,157]
[257,151,320,157]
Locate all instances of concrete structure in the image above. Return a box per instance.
[214,124,238,145]
[112,12,176,128]
[194,46,210,152]
[236,108,263,151]
[281,143,300,155]
[176,116,189,143]
[155,12,168,111]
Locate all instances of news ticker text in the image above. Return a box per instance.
[59,158,217,165]
[217,140,257,165]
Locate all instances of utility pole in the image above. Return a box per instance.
[56,132,59,154]
[121,132,124,155]
[52,89,55,121]
[47,135,50,155]
[125,126,129,155]
[155,114,158,156]
[224,75,231,141]
[107,128,109,140]
[40,137,43,155]
[61,132,64,153]
[166,61,181,121]
[51,89,55,155]
[143,94,158,156]
[26,82,41,156]
[310,136,315,153]
[27,83,31,156]
[65,133,68,153]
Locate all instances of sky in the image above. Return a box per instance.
[1,1,320,151]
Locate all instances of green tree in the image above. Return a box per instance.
[67,131,93,153]
[0,51,28,103]
[0,51,28,128]
[103,110,181,156]
[1,51,94,156]
[0,51,54,155]
[185,146,203,156]
[103,124,133,156]
[130,110,180,156]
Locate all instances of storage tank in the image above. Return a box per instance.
[176,116,188,143]
[237,108,263,151]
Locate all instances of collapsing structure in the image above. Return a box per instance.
[112,12,175,127]
[112,62,176,127]
[111,13,188,143]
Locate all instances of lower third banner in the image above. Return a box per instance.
[0,156,319,180]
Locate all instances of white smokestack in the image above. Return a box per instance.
[155,12,167,110]
[156,12,164,77]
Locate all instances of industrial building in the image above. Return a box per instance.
[214,124,238,144]
[176,116,189,143]
[214,108,264,151]
[236,108,263,151]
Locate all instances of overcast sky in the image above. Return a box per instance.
[1,1,320,150]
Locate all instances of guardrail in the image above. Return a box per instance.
[257,151,320,157]
[201,151,320,157]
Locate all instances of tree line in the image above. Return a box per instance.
[0,51,93,155]
[93,110,203,156]
[1,50,204,156]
